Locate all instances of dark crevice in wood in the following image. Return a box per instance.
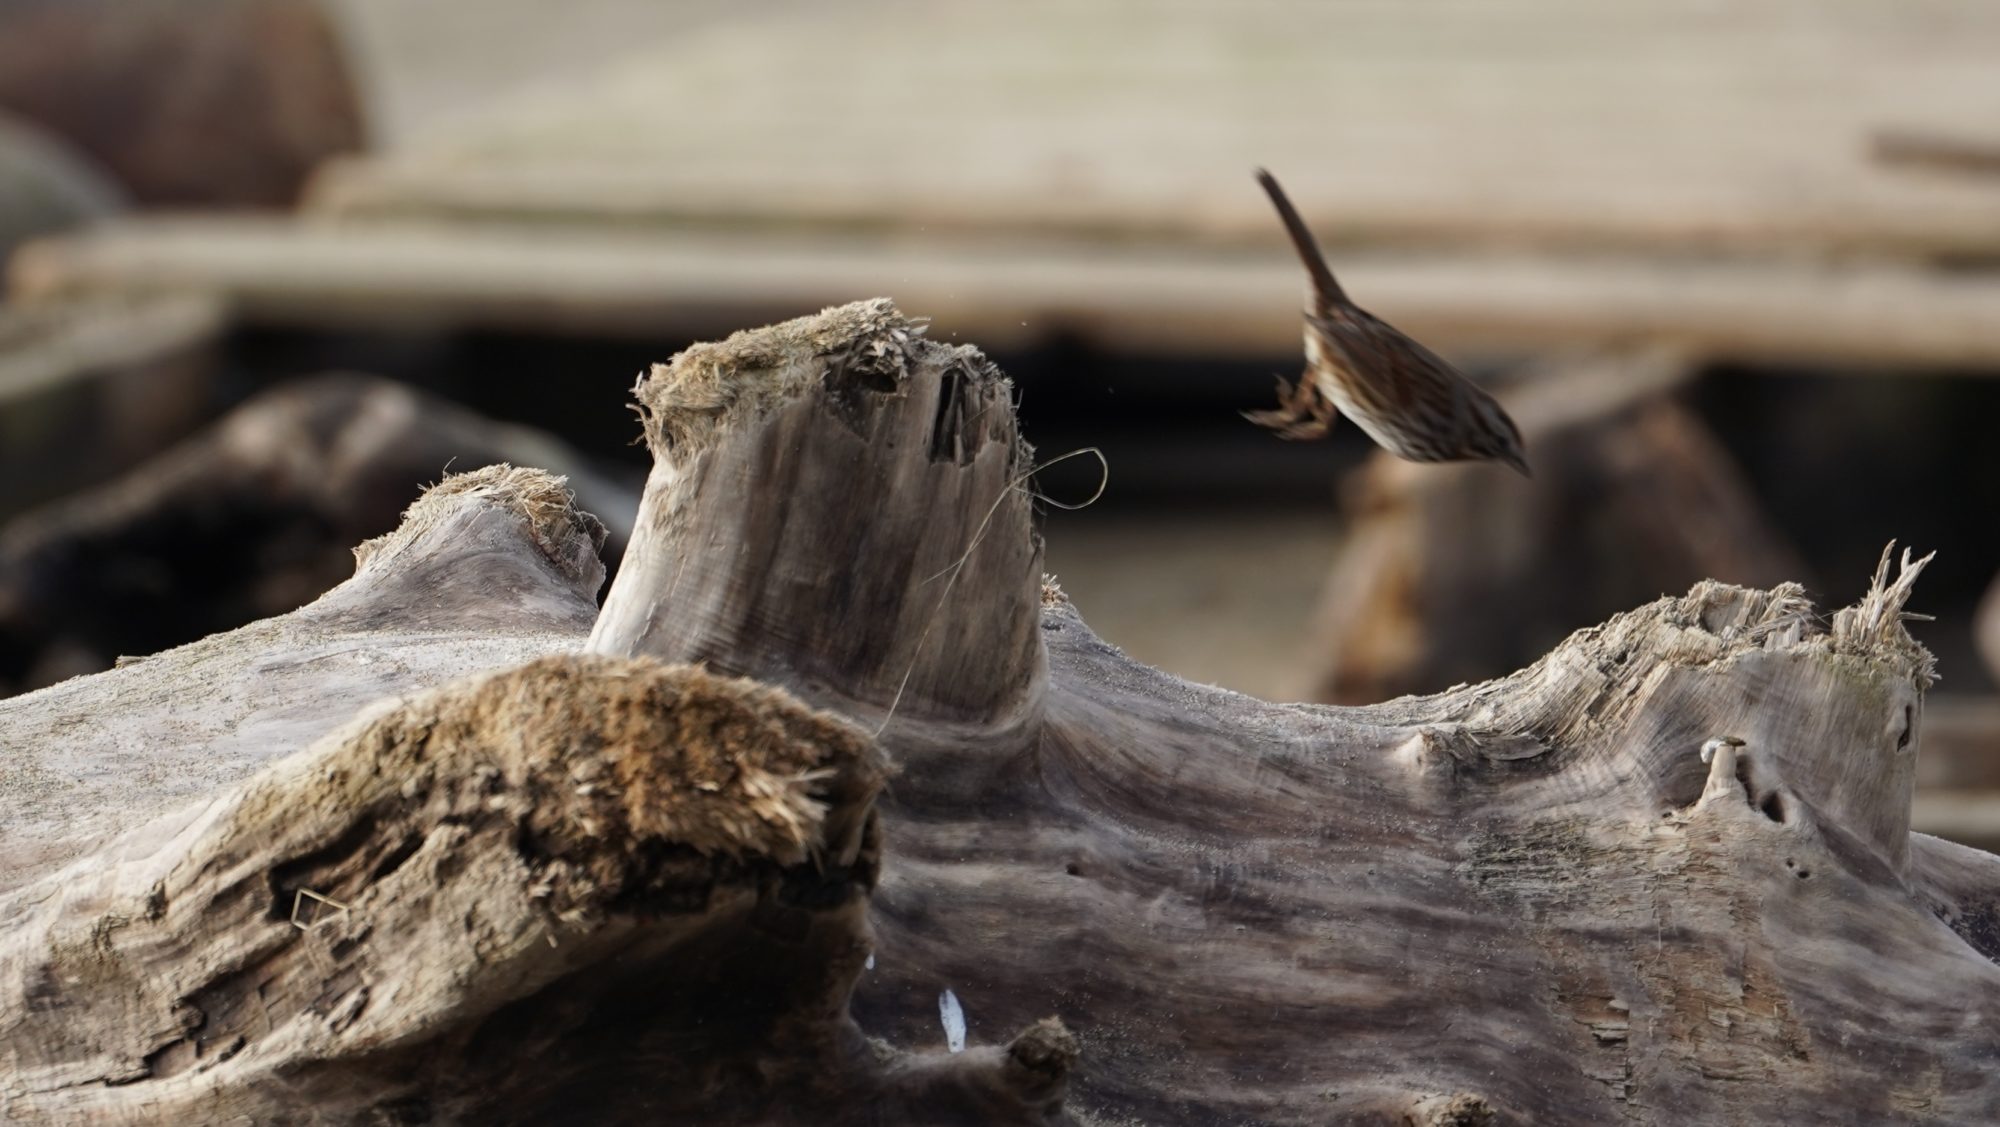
[1939,901,2000,966]
[930,364,972,465]
[1760,790,1788,824]
[265,813,382,921]
[367,832,425,885]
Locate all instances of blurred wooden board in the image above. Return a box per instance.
[19,216,2000,367]
[0,291,218,403]
[308,0,2000,258]
[1910,695,2000,853]
[1914,792,2000,855]
[1918,696,2000,791]
[0,292,221,518]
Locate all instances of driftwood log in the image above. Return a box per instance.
[4,301,1999,1125]
[0,372,636,695]
[1307,353,1807,704]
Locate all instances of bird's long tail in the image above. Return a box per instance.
[1255,168,1347,308]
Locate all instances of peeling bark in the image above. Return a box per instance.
[3,303,1996,1125]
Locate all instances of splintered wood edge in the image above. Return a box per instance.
[596,297,1043,724]
[1832,541,1938,689]
[631,297,923,454]
[1564,559,1930,692]
[350,463,607,585]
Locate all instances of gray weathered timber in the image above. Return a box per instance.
[590,298,1044,729]
[0,465,604,895]
[3,301,1997,1124]
[591,302,2000,1124]
[307,0,2000,261]
[0,648,905,1122]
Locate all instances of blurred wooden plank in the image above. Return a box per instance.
[1872,130,2000,178]
[19,216,2000,367]
[0,292,222,518]
[0,291,219,401]
[1913,792,2000,855]
[306,0,2000,258]
[1919,696,2000,791]
[1910,695,2000,853]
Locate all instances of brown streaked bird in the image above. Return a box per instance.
[1248,168,1530,475]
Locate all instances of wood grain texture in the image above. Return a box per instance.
[0,464,605,896]
[4,302,1996,1124]
[592,302,2000,1123]
[0,650,899,1122]
[590,298,1045,728]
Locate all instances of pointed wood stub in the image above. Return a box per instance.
[589,299,1045,728]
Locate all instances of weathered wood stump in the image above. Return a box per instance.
[3,301,1997,1125]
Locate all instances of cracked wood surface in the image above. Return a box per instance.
[0,464,605,895]
[3,301,1997,1124]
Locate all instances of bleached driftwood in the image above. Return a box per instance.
[3,301,1997,1125]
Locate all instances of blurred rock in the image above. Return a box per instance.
[1974,576,2000,690]
[0,112,122,265]
[0,373,636,694]
[1307,352,1809,704]
[0,0,366,207]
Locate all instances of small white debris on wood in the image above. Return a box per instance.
[938,989,967,1053]
[1699,736,1745,765]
